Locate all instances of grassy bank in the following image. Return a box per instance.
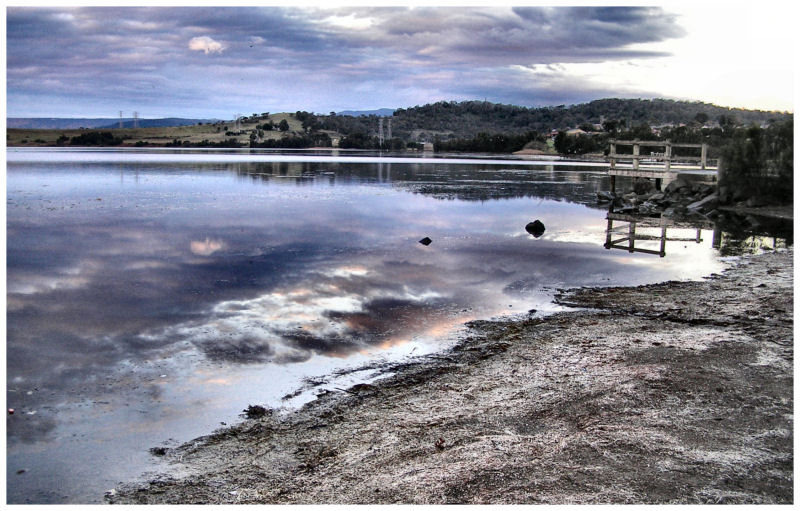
[6,113,319,148]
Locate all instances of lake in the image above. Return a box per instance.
[5,148,787,503]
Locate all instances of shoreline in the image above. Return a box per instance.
[110,248,793,504]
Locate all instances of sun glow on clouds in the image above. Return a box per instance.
[612,2,793,111]
[319,13,375,31]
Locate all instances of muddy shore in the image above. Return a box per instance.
[110,248,793,504]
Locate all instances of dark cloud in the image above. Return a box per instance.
[6,6,687,116]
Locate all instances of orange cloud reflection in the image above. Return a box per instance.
[190,238,224,256]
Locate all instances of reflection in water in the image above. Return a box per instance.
[603,208,792,259]
[6,150,792,504]
[711,213,793,256]
[604,212,705,257]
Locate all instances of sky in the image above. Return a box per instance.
[4,2,795,119]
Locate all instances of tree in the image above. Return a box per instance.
[719,119,793,204]
[718,114,738,133]
[694,112,709,125]
[602,119,620,133]
[553,131,570,154]
[278,119,290,132]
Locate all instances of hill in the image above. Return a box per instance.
[7,117,218,130]
[6,98,792,150]
[381,98,791,140]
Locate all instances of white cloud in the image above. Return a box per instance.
[188,36,224,54]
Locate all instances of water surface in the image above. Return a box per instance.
[6,148,782,503]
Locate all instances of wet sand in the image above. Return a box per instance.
[110,248,793,504]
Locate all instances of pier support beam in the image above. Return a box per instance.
[701,143,708,170]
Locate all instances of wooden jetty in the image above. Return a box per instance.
[607,139,718,192]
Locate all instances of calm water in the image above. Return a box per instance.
[5,148,786,503]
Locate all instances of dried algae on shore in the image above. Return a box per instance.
[111,249,793,504]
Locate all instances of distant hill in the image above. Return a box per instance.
[385,98,792,139]
[7,117,219,130]
[335,108,395,117]
[314,98,792,143]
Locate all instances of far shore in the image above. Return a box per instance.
[111,248,793,504]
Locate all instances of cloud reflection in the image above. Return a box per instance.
[190,238,225,256]
[160,265,449,364]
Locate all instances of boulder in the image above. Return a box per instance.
[596,191,616,203]
[664,177,690,195]
[687,193,718,212]
[419,237,432,246]
[638,201,660,215]
[623,192,639,205]
[525,220,546,237]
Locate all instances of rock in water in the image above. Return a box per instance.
[419,237,432,246]
[525,220,545,237]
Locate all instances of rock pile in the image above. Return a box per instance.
[597,177,719,220]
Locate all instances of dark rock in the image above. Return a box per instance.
[688,193,718,212]
[596,191,616,203]
[243,404,271,419]
[149,447,169,456]
[633,178,654,195]
[622,192,639,205]
[638,201,659,215]
[525,220,546,237]
[419,237,432,246]
[698,184,714,195]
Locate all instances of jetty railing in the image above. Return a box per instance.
[607,139,718,192]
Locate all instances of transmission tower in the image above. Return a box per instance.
[234,113,243,131]
[378,118,384,146]
[119,111,123,129]
[133,111,139,129]
[387,118,392,141]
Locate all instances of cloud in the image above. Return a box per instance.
[188,35,224,54]
[8,5,788,115]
